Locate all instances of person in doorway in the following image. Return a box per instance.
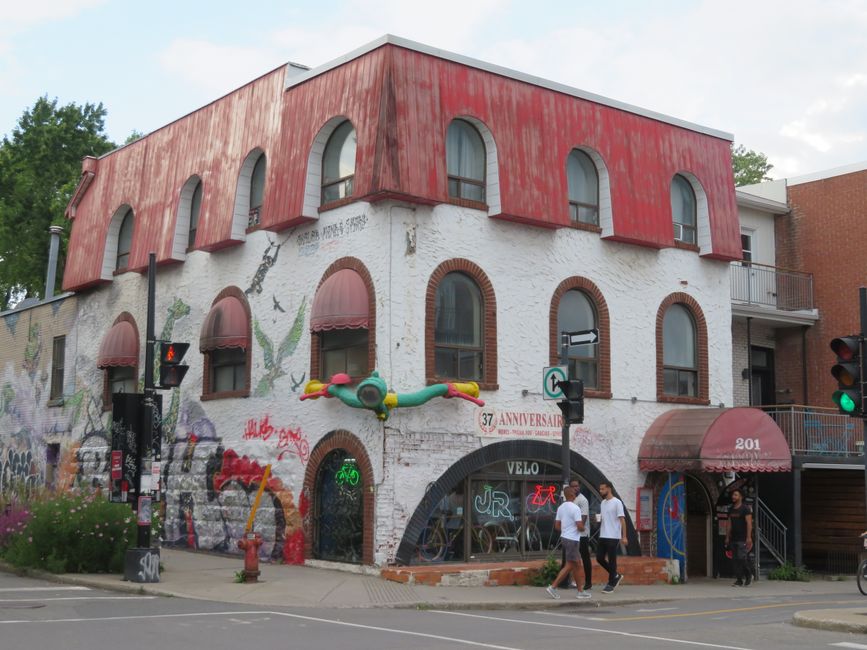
[569,479,593,591]
[725,489,753,587]
[545,485,591,600]
[596,480,627,593]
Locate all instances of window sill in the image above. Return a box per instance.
[570,221,602,234]
[426,377,499,391]
[318,196,357,213]
[584,389,612,400]
[201,388,251,401]
[446,197,488,211]
[47,398,65,408]
[657,394,710,405]
[673,240,700,252]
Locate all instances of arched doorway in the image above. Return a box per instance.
[395,440,640,565]
[303,430,374,565]
[314,449,363,563]
[685,474,712,578]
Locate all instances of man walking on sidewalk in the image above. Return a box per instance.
[725,489,753,587]
[569,479,593,591]
[597,480,627,593]
[545,486,591,600]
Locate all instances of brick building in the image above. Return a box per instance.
[2,36,792,578]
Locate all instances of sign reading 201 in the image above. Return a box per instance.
[735,437,761,451]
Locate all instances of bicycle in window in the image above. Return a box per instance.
[417,513,494,562]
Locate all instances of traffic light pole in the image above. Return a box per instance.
[560,333,570,489]
[861,287,867,527]
[138,252,157,549]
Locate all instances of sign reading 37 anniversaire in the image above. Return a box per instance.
[476,406,563,438]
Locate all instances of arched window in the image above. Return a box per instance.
[567,150,599,226]
[446,119,486,203]
[321,121,356,205]
[188,180,203,249]
[557,290,598,388]
[662,304,697,397]
[671,174,696,244]
[116,208,134,271]
[200,289,251,399]
[435,272,483,381]
[248,153,266,228]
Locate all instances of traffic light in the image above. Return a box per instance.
[830,336,863,416]
[159,342,189,388]
[556,378,584,424]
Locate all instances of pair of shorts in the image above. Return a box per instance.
[562,538,581,562]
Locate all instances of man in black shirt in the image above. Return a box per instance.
[725,489,753,587]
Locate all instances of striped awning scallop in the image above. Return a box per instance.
[97,320,138,368]
[638,407,792,473]
[199,296,249,351]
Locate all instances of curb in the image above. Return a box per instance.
[792,609,867,634]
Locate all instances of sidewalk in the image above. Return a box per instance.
[6,548,866,631]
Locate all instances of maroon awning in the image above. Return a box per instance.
[310,269,369,332]
[200,296,248,351]
[639,407,792,473]
[97,321,138,368]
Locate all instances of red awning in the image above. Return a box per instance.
[200,297,248,351]
[310,269,369,332]
[97,321,138,368]
[639,407,792,473]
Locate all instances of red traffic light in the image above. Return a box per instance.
[830,336,860,361]
[160,342,189,365]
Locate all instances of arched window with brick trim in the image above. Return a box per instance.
[656,293,709,404]
[200,287,252,400]
[309,258,376,381]
[549,277,611,398]
[426,259,498,389]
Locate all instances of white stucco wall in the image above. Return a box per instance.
[58,199,733,565]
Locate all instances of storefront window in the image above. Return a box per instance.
[413,460,596,563]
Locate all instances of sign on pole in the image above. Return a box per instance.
[567,328,599,346]
[543,365,568,400]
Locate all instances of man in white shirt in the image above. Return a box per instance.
[545,485,591,600]
[597,480,627,593]
[569,479,593,591]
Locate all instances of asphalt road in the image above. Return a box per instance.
[1,573,865,650]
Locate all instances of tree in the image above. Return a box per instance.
[0,97,115,310]
[732,144,774,186]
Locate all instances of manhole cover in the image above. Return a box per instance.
[0,603,45,609]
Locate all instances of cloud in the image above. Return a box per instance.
[0,0,106,28]
[158,39,286,96]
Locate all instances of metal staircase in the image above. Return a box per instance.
[755,497,787,570]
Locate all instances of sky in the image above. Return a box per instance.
[2,0,866,180]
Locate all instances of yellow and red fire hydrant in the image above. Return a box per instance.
[238,532,263,583]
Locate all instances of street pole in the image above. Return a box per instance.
[138,252,157,549]
[560,332,570,489]
[860,287,867,527]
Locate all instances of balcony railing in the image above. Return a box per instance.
[730,262,814,311]
[763,405,863,456]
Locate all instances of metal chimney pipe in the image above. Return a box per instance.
[44,225,63,300]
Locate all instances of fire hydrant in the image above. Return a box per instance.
[238,532,263,583]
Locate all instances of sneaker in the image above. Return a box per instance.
[612,573,623,590]
[545,585,561,600]
[744,576,752,587]
[602,584,614,594]
[575,590,592,599]
[568,579,577,588]
[732,580,743,587]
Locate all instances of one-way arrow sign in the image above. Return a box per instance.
[567,328,599,346]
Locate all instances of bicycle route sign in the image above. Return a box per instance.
[542,365,568,400]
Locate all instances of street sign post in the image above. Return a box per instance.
[567,328,599,346]
[543,365,568,400]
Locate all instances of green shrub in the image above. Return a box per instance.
[767,562,811,581]
[3,492,137,573]
[531,554,562,586]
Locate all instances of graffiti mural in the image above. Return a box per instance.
[242,415,310,463]
[252,297,306,397]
